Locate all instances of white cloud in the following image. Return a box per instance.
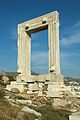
[31,51,48,73]
[72,21,80,29]
[31,50,80,71]
[60,21,80,78]
[61,32,80,46]
[31,51,48,65]
[60,51,80,70]
[61,21,80,46]
[9,27,17,40]
[61,52,80,58]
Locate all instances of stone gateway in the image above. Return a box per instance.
[17,11,63,82]
[6,11,64,97]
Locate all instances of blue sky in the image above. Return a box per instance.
[0,0,80,78]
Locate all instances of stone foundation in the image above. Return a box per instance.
[47,82,64,97]
[6,74,64,97]
[6,81,27,93]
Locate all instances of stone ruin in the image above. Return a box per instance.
[6,11,64,97]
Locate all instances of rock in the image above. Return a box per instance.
[69,111,80,120]
[11,88,20,93]
[15,99,32,105]
[2,75,9,84]
[52,98,66,107]
[5,89,15,96]
[22,106,41,117]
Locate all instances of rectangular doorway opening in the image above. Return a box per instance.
[31,29,48,75]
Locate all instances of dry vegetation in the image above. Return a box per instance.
[0,76,36,120]
[0,87,70,120]
[0,99,20,120]
[30,104,70,120]
[0,91,36,120]
[0,81,20,120]
[0,74,71,120]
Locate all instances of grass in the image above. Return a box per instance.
[0,83,21,120]
[0,97,36,120]
[0,77,71,120]
[30,105,71,120]
[0,92,70,120]
[0,85,36,120]
[0,99,21,120]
